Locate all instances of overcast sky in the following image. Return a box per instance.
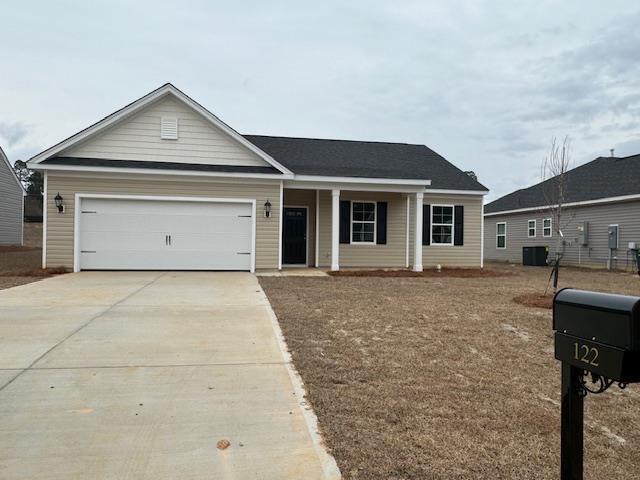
[1,1,639,200]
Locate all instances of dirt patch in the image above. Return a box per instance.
[514,293,554,309]
[0,266,67,278]
[260,263,640,480]
[329,267,514,278]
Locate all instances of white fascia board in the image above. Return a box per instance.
[30,163,292,180]
[425,188,488,195]
[292,174,431,186]
[28,84,292,175]
[484,193,640,217]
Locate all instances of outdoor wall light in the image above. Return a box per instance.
[264,200,272,218]
[54,192,64,213]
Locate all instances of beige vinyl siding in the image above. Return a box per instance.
[409,194,483,267]
[45,174,280,269]
[283,189,316,266]
[484,199,640,268]
[0,159,23,245]
[62,95,268,167]
[317,191,409,268]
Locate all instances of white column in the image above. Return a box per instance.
[331,189,340,271]
[413,192,424,272]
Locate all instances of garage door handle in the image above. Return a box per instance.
[169,235,172,246]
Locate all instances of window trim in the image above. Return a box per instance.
[496,222,506,249]
[430,204,455,247]
[527,219,536,238]
[350,200,377,245]
[543,217,552,237]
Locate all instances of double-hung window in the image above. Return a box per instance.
[543,218,552,237]
[527,220,536,238]
[496,222,506,249]
[351,201,376,243]
[431,205,454,245]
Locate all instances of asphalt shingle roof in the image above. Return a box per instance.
[43,135,488,192]
[244,135,487,191]
[43,157,281,174]
[485,154,640,214]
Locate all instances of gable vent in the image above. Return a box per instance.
[160,117,178,140]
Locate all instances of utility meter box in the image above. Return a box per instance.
[553,288,640,382]
[577,221,589,246]
[608,225,619,249]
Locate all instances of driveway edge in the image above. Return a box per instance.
[260,285,342,480]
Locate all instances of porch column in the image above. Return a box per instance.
[413,192,424,272]
[331,189,340,271]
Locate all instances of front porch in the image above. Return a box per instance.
[281,187,425,272]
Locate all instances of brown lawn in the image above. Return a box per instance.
[260,263,640,480]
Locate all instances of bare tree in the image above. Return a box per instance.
[541,136,573,294]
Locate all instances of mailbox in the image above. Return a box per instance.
[553,288,640,383]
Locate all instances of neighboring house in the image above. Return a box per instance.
[0,146,25,245]
[484,154,640,269]
[28,83,487,272]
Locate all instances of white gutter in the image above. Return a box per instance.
[425,188,488,195]
[29,163,294,180]
[484,193,640,217]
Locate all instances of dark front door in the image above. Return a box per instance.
[283,207,307,265]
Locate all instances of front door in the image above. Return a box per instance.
[282,207,307,265]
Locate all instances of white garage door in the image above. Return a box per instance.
[78,198,253,271]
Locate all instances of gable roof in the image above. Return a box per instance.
[244,135,487,191]
[28,83,292,175]
[0,146,26,194]
[485,154,640,214]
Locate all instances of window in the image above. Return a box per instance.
[431,205,454,245]
[351,201,376,243]
[543,218,552,237]
[527,220,536,238]
[496,222,506,249]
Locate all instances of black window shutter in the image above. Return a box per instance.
[339,201,350,244]
[454,205,464,246]
[376,202,387,245]
[422,204,430,245]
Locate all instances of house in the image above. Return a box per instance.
[27,83,488,272]
[484,153,640,269]
[0,146,25,245]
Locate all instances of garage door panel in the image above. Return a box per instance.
[79,198,253,271]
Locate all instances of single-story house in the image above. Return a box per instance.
[28,83,488,272]
[484,153,640,269]
[0,146,25,245]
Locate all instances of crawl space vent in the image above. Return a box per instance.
[160,117,178,139]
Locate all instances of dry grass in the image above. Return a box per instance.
[329,267,513,278]
[260,263,640,480]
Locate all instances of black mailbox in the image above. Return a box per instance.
[553,288,640,383]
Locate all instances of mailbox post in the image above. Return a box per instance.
[553,288,640,480]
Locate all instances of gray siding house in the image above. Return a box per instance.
[484,154,640,269]
[0,146,25,245]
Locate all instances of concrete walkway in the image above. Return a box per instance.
[0,272,340,480]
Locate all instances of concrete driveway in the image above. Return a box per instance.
[0,272,340,480]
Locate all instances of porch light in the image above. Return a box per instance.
[54,192,64,213]
[264,200,272,218]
